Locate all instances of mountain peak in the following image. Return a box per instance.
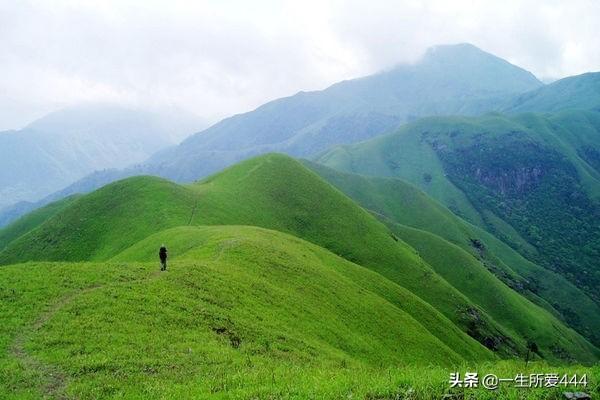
[406,43,543,93]
[421,43,523,69]
[423,42,485,58]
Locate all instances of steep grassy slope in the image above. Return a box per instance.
[305,162,600,347]
[316,111,600,306]
[392,224,597,361]
[0,194,81,251]
[1,154,597,363]
[0,226,480,399]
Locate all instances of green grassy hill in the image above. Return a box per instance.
[0,155,505,357]
[315,111,600,309]
[304,162,600,348]
[1,154,598,364]
[0,225,479,399]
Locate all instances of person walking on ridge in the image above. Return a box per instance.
[159,244,168,271]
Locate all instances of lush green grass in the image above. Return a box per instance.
[305,161,600,349]
[1,225,597,399]
[0,225,473,398]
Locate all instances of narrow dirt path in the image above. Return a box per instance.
[9,285,101,400]
[187,200,199,225]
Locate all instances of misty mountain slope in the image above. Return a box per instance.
[0,104,204,209]
[504,72,600,113]
[0,43,544,228]
[1,154,598,363]
[304,161,600,348]
[316,110,600,307]
[8,49,600,231]
[144,43,541,182]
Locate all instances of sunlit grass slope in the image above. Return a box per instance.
[1,226,598,399]
[2,225,484,399]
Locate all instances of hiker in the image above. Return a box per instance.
[159,244,168,271]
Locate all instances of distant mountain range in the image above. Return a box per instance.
[0,104,204,209]
[2,43,600,229]
[145,43,543,182]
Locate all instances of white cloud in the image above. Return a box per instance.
[0,0,599,130]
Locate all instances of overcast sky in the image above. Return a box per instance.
[1,0,599,130]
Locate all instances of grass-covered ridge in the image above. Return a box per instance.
[0,155,498,358]
[1,154,598,364]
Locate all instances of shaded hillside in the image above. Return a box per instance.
[316,111,600,305]
[504,72,600,113]
[306,162,600,342]
[305,161,600,349]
